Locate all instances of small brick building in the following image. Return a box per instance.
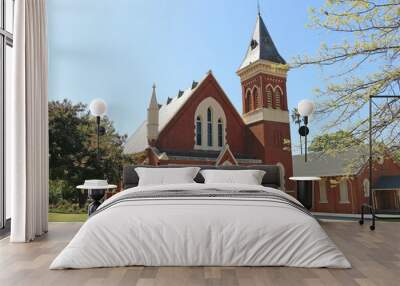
[124,13,295,193]
[293,150,400,214]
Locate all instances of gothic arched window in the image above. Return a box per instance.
[196,116,202,146]
[266,86,273,107]
[194,97,226,150]
[207,108,213,146]
[217,118,223,147]
[253,87,261,109]
[275,88,282,109]
[246,90,251,112]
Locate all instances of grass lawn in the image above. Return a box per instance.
[48,213,88,222]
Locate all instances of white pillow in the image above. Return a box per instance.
[135,167,200,186]
[200,169,266,185]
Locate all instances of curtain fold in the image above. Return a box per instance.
[9,0,48,242]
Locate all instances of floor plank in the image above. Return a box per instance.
[0,221,399,286]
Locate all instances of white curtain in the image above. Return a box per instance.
[9,0,48,242]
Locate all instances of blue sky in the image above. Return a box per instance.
[47,0,329,153]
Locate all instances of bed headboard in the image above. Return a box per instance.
[122,165,282,190]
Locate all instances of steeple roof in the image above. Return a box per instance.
[148,83,158,108]
[239,13,286,70]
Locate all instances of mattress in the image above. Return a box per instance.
[50,183,351,269]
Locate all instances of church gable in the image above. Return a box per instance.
[157,71,246,154]
[216,145,238,166]
[124,73,208,155]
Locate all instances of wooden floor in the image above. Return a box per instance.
[0,221,399,286]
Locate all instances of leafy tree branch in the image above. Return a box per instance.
[292,0,400,159]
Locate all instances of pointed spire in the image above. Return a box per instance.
[149,83,158,107]
[147,83,159,144]
[239,12,286,70]
[257,0,261,16]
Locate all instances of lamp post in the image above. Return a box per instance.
[297,99,315,162]
[291,109,303,155]
[359,94,400,231]
[89,99,107,161]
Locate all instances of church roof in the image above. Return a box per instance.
[239,13,286,70]
[123,73,209,154]
[149,84,158,107]
[153,148,262,164]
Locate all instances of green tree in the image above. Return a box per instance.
[394,149,400,162]
[309,130,360,153]
[49,99,135,207]
[293,0,400,159]
[291,108,303,154]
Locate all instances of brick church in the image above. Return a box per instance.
[124,12,293,191]
[124,12,400,213]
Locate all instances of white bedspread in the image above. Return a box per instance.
[50,183,351,269]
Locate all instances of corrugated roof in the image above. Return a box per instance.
[239,13,286,70]
[292,148,369,177]
[123,73,209,154]
[373,176,400,190]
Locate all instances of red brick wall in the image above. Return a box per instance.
[312,177,355,213]
[245,117,294,190]
[312,157,400,214]
[261,74,288,111]
[356,157,400,209]
[157,74,246,155]
[241,76,261,113]
[241,74,287,112]
[239,68,293,191]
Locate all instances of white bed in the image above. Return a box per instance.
[50,183,351,269]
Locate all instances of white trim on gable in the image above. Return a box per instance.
[216,144,238,166]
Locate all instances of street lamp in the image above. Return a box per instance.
[297,99,315,162]
[89,99,107,161]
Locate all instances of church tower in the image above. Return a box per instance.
[147,83,159,146]
[237,12,293,192]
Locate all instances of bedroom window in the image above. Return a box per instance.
[275,88,281,109]
[207,108,212,146]
[339,179,350,203]
[196,116,202,146]
[319,180,328,203]
[217,118,223,147]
